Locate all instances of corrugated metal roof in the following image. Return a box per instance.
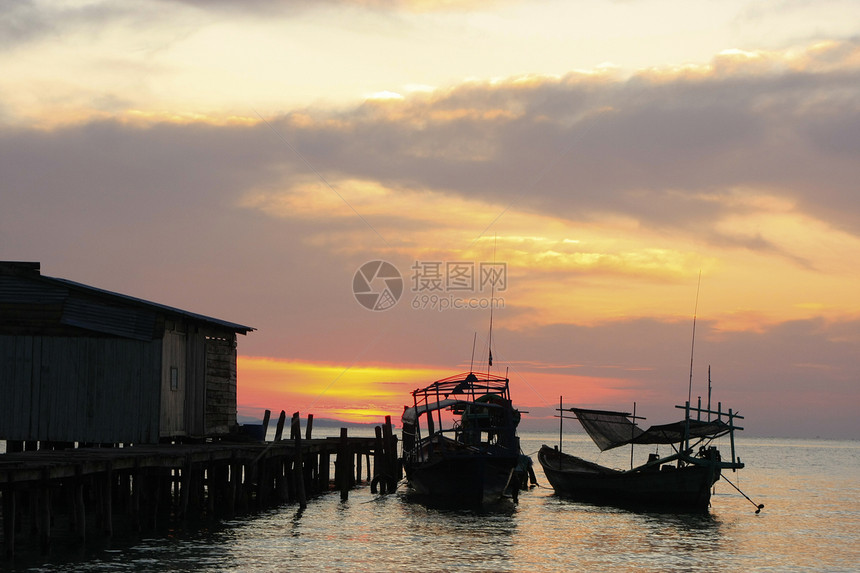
[0,275,68,303]
[48,276,255,334]
[0,262,254,335]
[61,295,157,341]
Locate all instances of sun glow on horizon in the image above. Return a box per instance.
[236,355,660,426]
[236,356,452,423]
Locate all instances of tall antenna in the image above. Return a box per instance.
[707,365,712,421]
[487,235,497,374]
[687,270,702,406]
[470,332,477,372]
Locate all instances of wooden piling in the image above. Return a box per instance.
[28,486,38,535]
[275,459,289,503]
[73,466,86,540]
[368,416,399,493]
[372,426,385,494]
[383,415,400,482]
[3,487,16,558]
[37,480,51,553]
[261,409,271,441]
[144,469,156,530]
[319,452,331,491]
[255,457,267,509]
[338,428,350,501]
[304,414,317,490]
[228,454,240,518]
[274,410,286,442]
[101,463,113,537]
[305,414,314,440]
[179,454,192,520]
[292,412,307,509]
[130,462,141,531]
[205,459,215,518]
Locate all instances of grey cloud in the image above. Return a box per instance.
[0,1,184,50]
[4,41,860,266]
[159,0,506,15]
[257,42,860,249]
[0,2,53,48]
[0,0,447,49]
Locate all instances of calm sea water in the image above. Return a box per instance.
[5,433,860,572]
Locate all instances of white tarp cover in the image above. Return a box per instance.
[402,399,464,425]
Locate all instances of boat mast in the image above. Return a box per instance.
[707,365,712,421]
[685,270,702,453]
[470,332,477,372]
[630,402,636,469]
[687,270,701,408]
[486,235,497,379]
[558,395,563,455]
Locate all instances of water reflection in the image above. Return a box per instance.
[5,438,858,572]
[512,495,728,571]
[400,491,517,514]
[397,492,518,570]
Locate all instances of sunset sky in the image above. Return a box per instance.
[2,0,858,438]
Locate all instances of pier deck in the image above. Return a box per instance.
[1,416,401,559]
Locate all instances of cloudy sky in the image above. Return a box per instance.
[2,0,858,438]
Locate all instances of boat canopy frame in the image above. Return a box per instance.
[555,397,745,471]
[411,372,512,402]
[402,371,515,462]
[404,371,512,426]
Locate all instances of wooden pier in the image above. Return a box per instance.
[0,412,401,558]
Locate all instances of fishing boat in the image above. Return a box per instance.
[401,371,522,506]
[539,396,747,512]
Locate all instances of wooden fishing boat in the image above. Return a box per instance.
[539,399,746,511]
[401,371,522,506]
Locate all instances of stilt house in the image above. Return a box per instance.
[0,261,254,445]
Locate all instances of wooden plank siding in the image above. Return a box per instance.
[159,327,187,438]
[184,329,207,437]
[0,335,161,444]
[204,335,238,435]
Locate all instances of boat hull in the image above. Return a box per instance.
[538,445,720,511]
[404,452,518,506]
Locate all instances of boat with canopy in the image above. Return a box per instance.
[401,371,522,506]
[539,395,747,511]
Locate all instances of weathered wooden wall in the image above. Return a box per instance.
[158,326,187,437]
[204,334,237,435]
[0,335,161,444]
[184,329,207,437]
